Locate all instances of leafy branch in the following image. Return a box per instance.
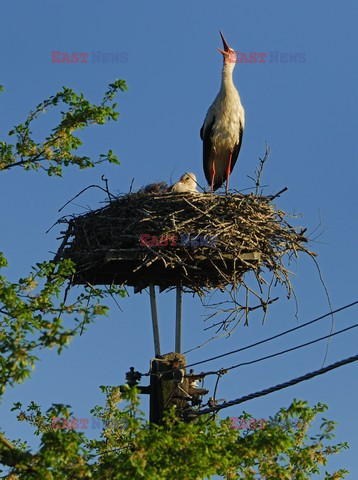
[0,254,125,397]
[0,392,349,479]
[0,80,128,397]
[0,80,127,176]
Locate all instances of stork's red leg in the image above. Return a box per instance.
[211,158,216,192]
[225,152,233,193]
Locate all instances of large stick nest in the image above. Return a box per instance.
[55,191,314,295]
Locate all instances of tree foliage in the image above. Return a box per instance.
[0,81,349,479]
[0,390,349,479]
[0,81,126,176]
[0,81,127,399]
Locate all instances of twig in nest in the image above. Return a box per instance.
[246,144,270,196]
[203,289,279,334]
[308,253,334,367]
[102,175,112,204]
[255,144,270,196]
[268,187,288,201]
[58,184,116,213]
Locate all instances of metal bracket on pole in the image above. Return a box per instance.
[149,284,161,356]
[175,283,182,353]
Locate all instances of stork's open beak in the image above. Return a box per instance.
[217,31,230,55]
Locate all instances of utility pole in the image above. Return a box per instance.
[125,354,208,424]
[150,352,187,423]
[149,353,209,423]
[149,284,161,357]
[175,285,182,353]
[125,288,209,424]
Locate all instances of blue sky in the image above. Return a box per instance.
[1,0,357,476]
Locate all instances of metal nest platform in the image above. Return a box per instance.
[55,191,313,295]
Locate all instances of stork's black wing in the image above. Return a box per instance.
[201,116,216,187]
[229,121,244,176]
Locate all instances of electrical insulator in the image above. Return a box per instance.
[125,367,142,387]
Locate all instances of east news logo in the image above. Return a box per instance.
[140,234,217,247]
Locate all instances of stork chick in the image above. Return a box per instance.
[200,31,245,192]
[168,172,198,193]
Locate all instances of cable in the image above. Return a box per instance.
[140,300,358,378]
[196,353,358,415]
[199,322,358,377]
[184,300,358,371]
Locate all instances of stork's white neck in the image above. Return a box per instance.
[220,61,236,93]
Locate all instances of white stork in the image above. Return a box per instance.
[168,172,198,193]
[200,31,245,192]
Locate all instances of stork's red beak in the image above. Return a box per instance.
[217,31,230,55]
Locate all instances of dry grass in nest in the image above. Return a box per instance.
[55,191,314,301]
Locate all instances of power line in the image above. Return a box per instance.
[184,300,358,371]
[196,353,358,415]
[140,300,358,378]
[201,322,358,377]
